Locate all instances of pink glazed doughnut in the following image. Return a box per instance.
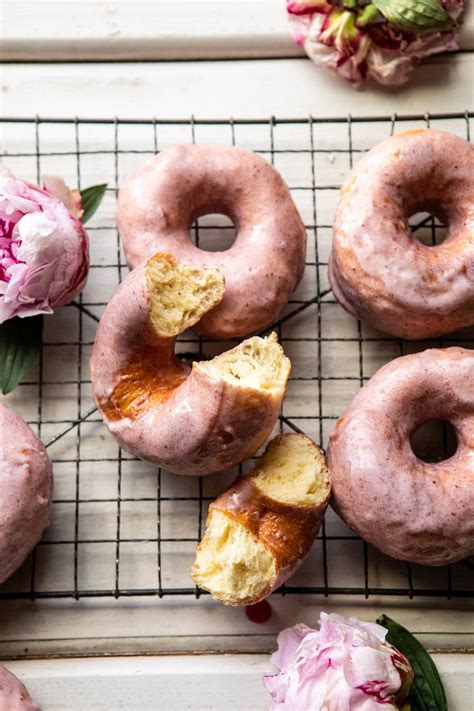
[327,347,474,566]
[329,130,474,339]
[0,404,53,583]
[90,253,291,476]
[0,665,40,711]
[117,144,307,339]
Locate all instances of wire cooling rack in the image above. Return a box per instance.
[0,112,473,604]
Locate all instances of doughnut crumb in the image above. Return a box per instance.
[146,252,225,337]
[252,434,329,506]
[196,333,290,393]
[191,434,330,605]
[191,509,276,605]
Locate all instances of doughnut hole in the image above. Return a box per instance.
[409,211,449,247]
[191,213,237,252]
[410,419,458,463]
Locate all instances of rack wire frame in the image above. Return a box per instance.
[0,111,473,603]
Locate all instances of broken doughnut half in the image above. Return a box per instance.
[90,253,291,475]
[191,433,330,604]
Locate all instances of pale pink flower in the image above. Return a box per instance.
[287,0,464,85]
[42,175,84,221]
[0,166,89,323]
[263,613,413,709]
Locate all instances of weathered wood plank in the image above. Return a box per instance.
[0,597,472,657]
[2,55,474,120]
[5,654,474,710]
[2,0,473,61]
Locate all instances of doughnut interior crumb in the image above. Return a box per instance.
[191,509,275,605]
[196,333,290,393]
[191,434,330,604]
[252,434,329,506]
[146,252,225,336]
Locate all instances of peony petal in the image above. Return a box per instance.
[0,166,14,179]
[43,175,84,220]
[345,647,401,698]
[287,0,332,16]
[271,624,313,670]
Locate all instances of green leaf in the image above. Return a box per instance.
[372,0,456,32]
[0,316,43,394]
[79,183,108,224]
[377,614,448,711]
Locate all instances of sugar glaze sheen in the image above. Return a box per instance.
[329,129,474,339]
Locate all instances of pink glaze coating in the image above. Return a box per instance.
[0,404,53,583]
[117,144,307,339]
[327,347,474,566]
[0,665,40,711]
[329,130,474,339]
[90,258,290,476]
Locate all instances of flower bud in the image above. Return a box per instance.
[0,167,89,323]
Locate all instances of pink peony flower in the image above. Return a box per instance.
[287,0,464,85]
[263,613,414,709]
[0,166,89,323]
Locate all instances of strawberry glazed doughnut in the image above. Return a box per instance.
[0,404,53,583]
[90,253,291,476]
[327,347,474,566]
[329,130,474,339]
[0,665,40,711]
[117,144,307,339]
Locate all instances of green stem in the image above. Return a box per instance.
[357,3,380,25]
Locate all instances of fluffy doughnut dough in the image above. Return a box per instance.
[327,347,474,566]
[117,144,307,339]
[0,665,40,711]
[90,253,291,476]
[192,433,330,605]
[0,404,53,583]
[329,130,474,339]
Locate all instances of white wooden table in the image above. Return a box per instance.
[4,654,474,710]
[1,2,473,709]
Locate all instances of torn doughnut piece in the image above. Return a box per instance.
[91,253,291,476]
[191,434,330,604]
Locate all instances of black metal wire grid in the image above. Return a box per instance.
[0,111,473,602]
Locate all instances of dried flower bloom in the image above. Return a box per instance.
[287,0,464,84]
